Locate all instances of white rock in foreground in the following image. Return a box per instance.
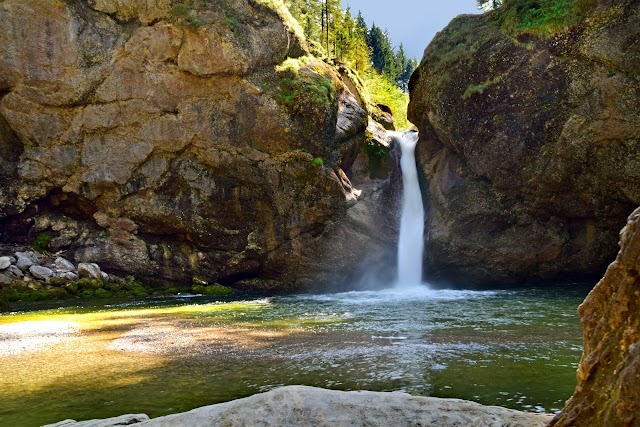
[45,386,554,427]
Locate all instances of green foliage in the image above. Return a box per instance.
[362,70,411,130]
[169,2,202,29]
[311,156,324,166]
[362,136,387,160]
[31,232,52,254]
[274,59,335,113]
[488,0,596,37]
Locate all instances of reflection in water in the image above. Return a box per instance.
[0,285,588,426]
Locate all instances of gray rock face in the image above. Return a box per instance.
[0,0,392,291]
[44,386,553,427]
[77,263,102,280]
[0,256,10,270]
[408,1,640,284]
[29,265,53,280]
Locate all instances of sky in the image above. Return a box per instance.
[343,0,481,60]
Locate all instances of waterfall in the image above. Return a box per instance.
[396,130,424,288]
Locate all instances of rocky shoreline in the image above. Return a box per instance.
[46,386,554,427]
[0,244,233,310]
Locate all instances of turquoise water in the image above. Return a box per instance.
[0,284,588,426]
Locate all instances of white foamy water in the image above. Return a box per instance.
[395,130,424,288]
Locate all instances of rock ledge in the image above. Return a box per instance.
[46,385,553,427]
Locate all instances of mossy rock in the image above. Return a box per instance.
[192,283,233,296]
[94,288,111,298]
[64,282,78,294]
[77,278,103,290]
[46,287,70,299]
[126,281,149,298]
[49,277,70,287]
[104,282,123,292]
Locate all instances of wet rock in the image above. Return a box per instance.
[29,265,53,280]
[54,257,75,273]
[77,263,102,280]
[0,256,10,270]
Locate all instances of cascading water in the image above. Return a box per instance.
[396,130,424,288]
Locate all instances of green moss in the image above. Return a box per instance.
[31,231,52,254]
[169,2,202,29]
[49,277,70,287]
[311,157,324,167]
[362,135,388,160]
[77,278,102,290]
[496,0,596,37]
[462,75,503,100]
[64,282,78,294]
[126,281,149,298]
[94,288,110,298]
[274,57,336,114]
[0,290,9,312]
[192,283,234,296]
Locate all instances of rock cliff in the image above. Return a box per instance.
[0,0,396,291]
[551,206,640,426]
[408,0,640,284]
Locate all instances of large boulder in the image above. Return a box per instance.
[0,0,394,290]
[45,385,553,427]
[551,206,640,426]
[408,0,640,284]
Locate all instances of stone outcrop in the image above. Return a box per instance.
[0,0,396,291]
[551,206,640,426]
[46,385,554,427]
[408,0,640,284]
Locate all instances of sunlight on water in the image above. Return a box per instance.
[0,285,590,426]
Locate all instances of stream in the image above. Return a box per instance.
[0,284,589,426]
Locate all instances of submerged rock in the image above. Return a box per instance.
[551,206,640,426]
[44,386,553,427]
[408,0,640,284]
